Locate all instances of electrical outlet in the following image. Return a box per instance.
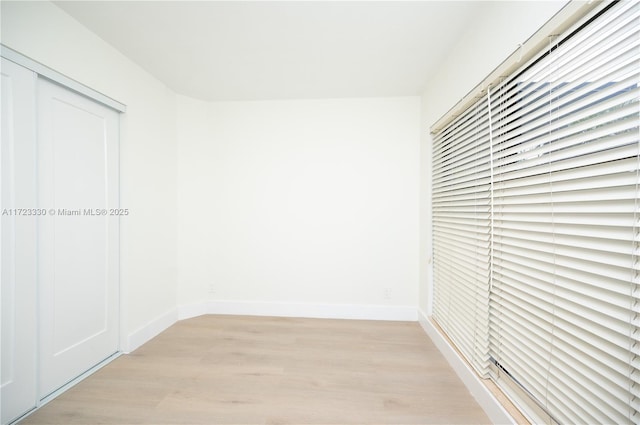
[384,287,391,300]
[207,283,216,295]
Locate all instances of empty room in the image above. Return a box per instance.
[1,1,638,424]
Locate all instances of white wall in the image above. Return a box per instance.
[419,0,568,315]
[1,0,568,350]
[2,1,420,348]
[177,96,420,318]
[1,1,179,349]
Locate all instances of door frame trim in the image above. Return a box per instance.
[1,45,126,113]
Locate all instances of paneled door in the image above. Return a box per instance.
[1,58,38,425]
[36,78,120,399]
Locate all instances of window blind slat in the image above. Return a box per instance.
[432,2,639,423]
[491,44,639,138]
[432,94,492,376]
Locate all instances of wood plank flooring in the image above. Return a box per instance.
[20,315,491,424]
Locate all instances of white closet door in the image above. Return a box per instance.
[37,78,119,399]
[1,59,38,425]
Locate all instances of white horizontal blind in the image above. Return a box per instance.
[432,95,492,376]
[488,1,640,423]
[431,1,640,423]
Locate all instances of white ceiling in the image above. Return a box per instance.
[54,1,482,101]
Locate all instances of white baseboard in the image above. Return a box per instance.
[177,301,209,320]
[178,300,418,322]
[417,310,515,425]
[125,308,178,353]
[126,301,415,356]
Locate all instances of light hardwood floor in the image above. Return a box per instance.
[20,315,491,424]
